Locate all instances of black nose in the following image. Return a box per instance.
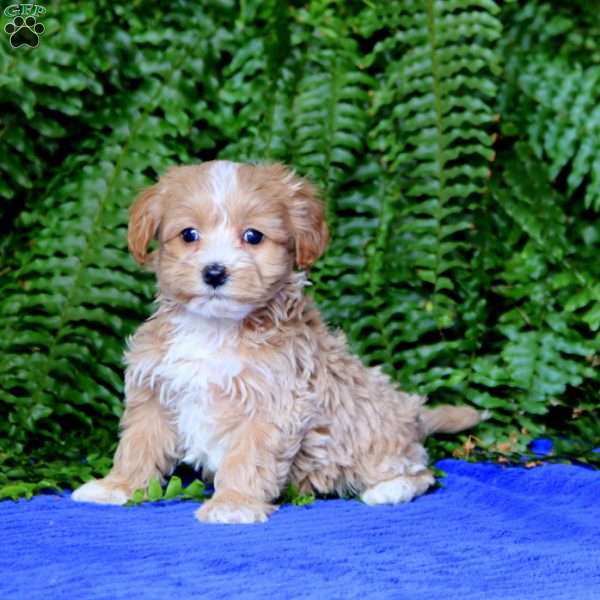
[202,263,228,288]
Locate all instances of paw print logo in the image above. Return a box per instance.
[4,15,45,48]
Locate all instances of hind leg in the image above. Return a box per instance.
[361,470,435,505]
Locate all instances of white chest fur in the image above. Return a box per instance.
[148,313,243,472]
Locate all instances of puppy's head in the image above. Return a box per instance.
[128,161,328,320]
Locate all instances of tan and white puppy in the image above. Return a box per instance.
[72,161,481,524]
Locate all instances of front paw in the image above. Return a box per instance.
[195,493,276,525]
[72,478,131,505]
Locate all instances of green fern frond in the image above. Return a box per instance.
[492,143,569,261]
[0,6,103,206]
[213,0,298,162]
[346,1,501,394]
[370,0,500,319]
[499,1,600,211]
[492,142,600,334]
[491,242,597,417]
[468,141,600,441]
[520,60,600,210]
[291,3,373,202]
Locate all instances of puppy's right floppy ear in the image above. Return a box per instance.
[128,184,161,265]
[284,171,329,269]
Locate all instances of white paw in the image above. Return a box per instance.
[195,499,272,525]
[361,477,418,506]
[71,479,129,505]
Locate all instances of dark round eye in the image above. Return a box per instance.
[181,228,200,243]
[242,228,264,245]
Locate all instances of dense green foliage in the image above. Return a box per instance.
[1,0,598,499]
[127,476,207,506]
[123,476,315,507]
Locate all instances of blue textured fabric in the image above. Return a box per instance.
[529,438,555,456]
[1,459,599,600]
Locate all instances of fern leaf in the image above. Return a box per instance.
[371,1,500,317]
[350,1,501,393]
[499,1,600,211]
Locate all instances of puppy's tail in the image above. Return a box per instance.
[419,405,483,438]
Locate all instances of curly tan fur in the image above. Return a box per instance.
[73,161,480,523]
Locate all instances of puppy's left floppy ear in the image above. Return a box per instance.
[128,184,162,265]
[283,168,329,269]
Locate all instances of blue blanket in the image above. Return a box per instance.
[1,459,599,599]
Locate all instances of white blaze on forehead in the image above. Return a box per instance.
[200,223,241,267]
[208,160,239,207]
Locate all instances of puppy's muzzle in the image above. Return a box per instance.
[202,263,228,288]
